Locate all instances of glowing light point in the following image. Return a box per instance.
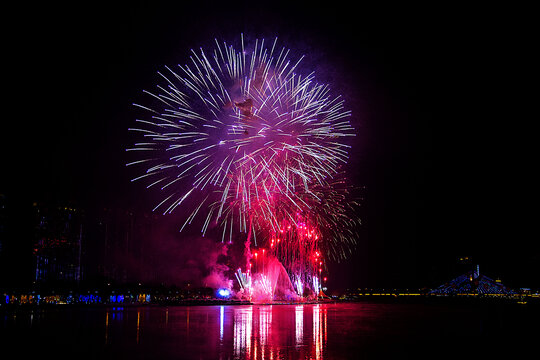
[217,288,230,298]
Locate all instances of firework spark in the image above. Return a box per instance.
[128,36,353,233]
[128,35,359,300]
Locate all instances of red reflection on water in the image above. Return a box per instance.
[259,306,271,346]
[295,305,303,347]
[230,305,327,359]
[313,304,327,360]
[3,303,535,359]
[100,304,329,358]
[234,306,253,358]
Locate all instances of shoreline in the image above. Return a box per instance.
[1,295,538,309]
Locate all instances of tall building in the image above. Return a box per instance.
[33,202,84,286]
[88,207,159,285]
[0,194,5,256]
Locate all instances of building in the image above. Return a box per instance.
[88,207,160,285]
[430,265,516,295]
[33,202,84,286]
[0,194,5,256]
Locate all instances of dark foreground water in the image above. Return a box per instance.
[1,301,538,359]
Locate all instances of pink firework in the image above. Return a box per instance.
[128,35,359,297]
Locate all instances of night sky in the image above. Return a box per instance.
[1,2,538,291]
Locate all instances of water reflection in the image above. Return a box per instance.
[230,304,327,359]
[136,310,140,344]
[313,304,327,360]
[234,306,253,358]
[295,305,303,347]
[104,311,108,344]
[259,306,271,346]
[15,304,329,359]
[219,306,224,342]
[3,303,532,359]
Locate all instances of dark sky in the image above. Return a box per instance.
[2,2,538,291]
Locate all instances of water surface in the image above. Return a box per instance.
[1,302,537,359]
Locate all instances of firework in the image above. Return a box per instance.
[236,174,360,297]
[128,35,354,236]
[128,35,359,300]
[294,275,304,297]
[235,268,252,297]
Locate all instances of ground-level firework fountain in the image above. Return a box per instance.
[235,250,324,302]
[232,210,330,302]
[128,35,359,302]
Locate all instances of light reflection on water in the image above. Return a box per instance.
[100,304,330,358]
[295,305,303,347]
[233,306,253,358]
[5,302,522,359]
[227,304,326,359]
[219,305,224,342]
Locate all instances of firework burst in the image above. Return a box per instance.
[128,35,359,299]
[128,36,353,233]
